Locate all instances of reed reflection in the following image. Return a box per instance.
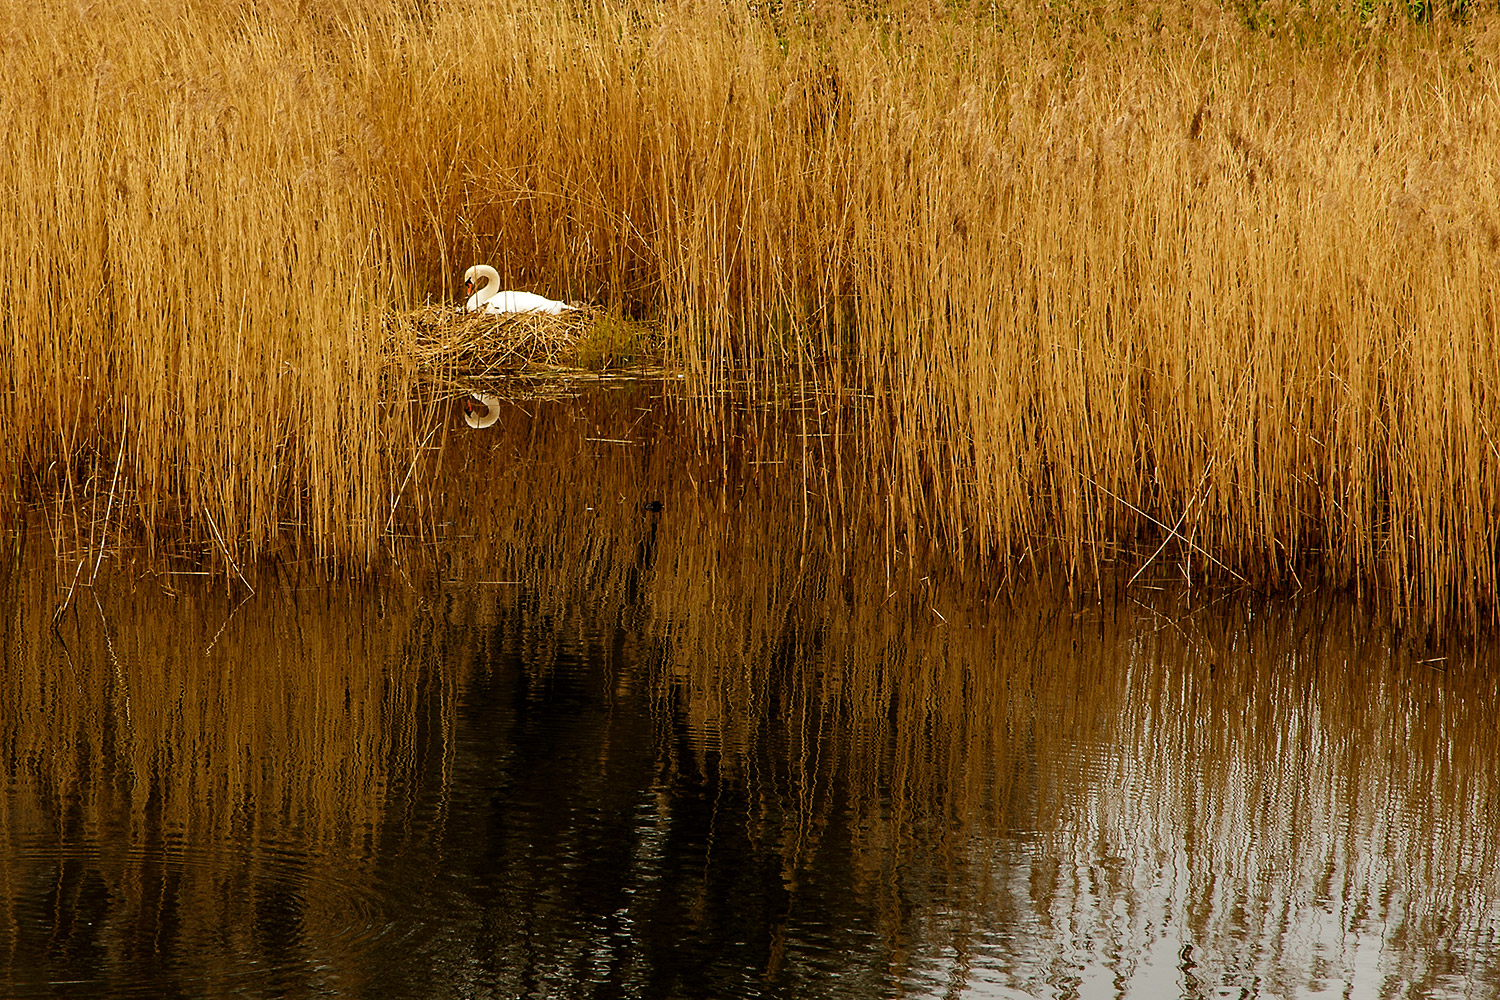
[428,386,1500,996]
[0,551,465,998]
[1,385,1496,998]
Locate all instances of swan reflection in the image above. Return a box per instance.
[462,393,501,429]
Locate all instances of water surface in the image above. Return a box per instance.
[3,386,1497,998]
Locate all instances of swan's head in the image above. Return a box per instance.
[462,264,493,295]
[462,264,499,313]
[462,392,501,430]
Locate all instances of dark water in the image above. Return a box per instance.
[3,386,1498,999]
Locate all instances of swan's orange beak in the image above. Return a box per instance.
[463,279,473,293]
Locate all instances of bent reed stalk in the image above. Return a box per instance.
[3,0,1499,628]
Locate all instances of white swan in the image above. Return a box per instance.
[462,393,501,429]
[463,264,577,315]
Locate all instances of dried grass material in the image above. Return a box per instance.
[389,301,595,383]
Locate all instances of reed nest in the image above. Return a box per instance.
[394,302,595,378]
[385,301,668,405]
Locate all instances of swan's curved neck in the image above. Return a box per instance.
[468,265,502,311]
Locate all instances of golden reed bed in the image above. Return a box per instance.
[1,0,1498,630]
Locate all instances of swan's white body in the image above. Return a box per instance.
[463,393,501,429]
[463,264,577,315]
